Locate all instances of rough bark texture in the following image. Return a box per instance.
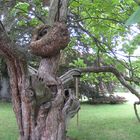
[0,0,81,139]
[0,33,27,139]
[29,23,80,140]
[134,101,140,122]
[0,1,81,139]
[0,19,80,140]
[30,23,69,57]
[28,22,75,140]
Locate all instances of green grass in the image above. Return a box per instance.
[0,102,140,140]
[68,103,140,140]
[0,102,18,140]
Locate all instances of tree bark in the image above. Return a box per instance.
[0,60,10,101]
[134,101,140,122]
[0,0,80,138]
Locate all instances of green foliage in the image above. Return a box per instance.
[134,0,140,5]
[126,7,140,25]
[81,72,117,85]
[1,1,140,139]
[122,43,137,55]
[132,59,140,77]
[0,0,49,46]
[10,1,46,27]
[69,58,87,68]
[11,2,29,17]
[29,18,41,26]
[15,2,29,13]
[131,35,140,46]
[67,0,140,90]
[0,0,139,92]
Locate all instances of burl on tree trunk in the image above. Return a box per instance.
[28,22,69,140]
[25,22,80,140]
[0,21,80,140]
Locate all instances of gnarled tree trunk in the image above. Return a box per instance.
[0,1,80,140]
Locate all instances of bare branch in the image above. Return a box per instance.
[80,66,140,100]
[72,16,124,24]
[0,20,27,137]
[48,0,59,25]
[134,101,140,122]
[60,0,69,22]
[48,0,69,25]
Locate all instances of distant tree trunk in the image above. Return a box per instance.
[0,76,10,101]
[106,82,115,94]
[0,1,80,140]
[0,59,10,101]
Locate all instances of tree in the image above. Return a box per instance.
[1,0,140,139]
[0,0,80,140]
[0,58,10,101]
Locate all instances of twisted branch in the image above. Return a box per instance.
[134,101,140,122]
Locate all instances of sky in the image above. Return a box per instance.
[116,25,140,61]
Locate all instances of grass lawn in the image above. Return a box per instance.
[0,102,140,140]
[0,102,18,140]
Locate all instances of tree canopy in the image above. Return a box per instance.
[0,0,140,99]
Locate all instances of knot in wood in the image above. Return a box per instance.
[25,88,36,103]
[30,22,70,57]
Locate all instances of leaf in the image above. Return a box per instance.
[125,7,140,25]
[15,2,29,13]
[17,20,27,26]
[29,18,40,26]
[134,0,140,5]
[69,58,87,68]
[11,2,30,17]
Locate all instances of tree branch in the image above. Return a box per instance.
[72,16,124,24]
[134,101,140,122]
[0,20,27,138]
[60,0,69,22]
[80,66,140,100]
[48,0,69,25]
[48,0,59,25]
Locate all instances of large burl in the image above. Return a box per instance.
[30,22,70,57]
[27,22,72,140]
[29,22,70,86]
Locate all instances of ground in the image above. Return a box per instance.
[68,103,140,140]
[0,92,140,140]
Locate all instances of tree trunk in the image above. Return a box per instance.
[29,54,67,140]
[0,59,10,101]
[0,1,81,139]
[0,14,80,140]
[0,76,10,101]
